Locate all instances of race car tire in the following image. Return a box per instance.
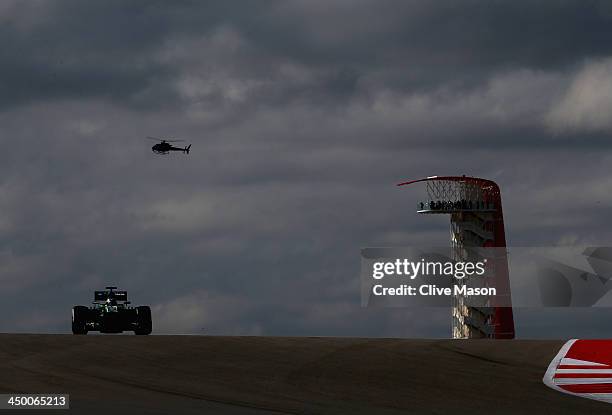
[135,306,152,335]
[72,306,88,335]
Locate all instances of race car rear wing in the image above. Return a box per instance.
[94,290,128,302]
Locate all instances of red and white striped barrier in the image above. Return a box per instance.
[544,339,612,403]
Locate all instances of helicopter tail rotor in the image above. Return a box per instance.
[185,144,191,154]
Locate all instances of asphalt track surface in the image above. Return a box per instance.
[0,335,610,414]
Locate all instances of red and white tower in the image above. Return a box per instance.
[398,176,515,339]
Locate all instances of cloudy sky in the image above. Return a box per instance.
[2,0,612,337]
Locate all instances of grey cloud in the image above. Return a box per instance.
[546,57,612,133]
[2,1,612,110]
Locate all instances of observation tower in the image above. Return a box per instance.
[398,176,515,339]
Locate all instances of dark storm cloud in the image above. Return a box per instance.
[1,1,612,338]
[3,1,612,108]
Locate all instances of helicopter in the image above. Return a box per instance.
[147,137,191,155]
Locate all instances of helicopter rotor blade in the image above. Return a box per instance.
[145,136,184,142]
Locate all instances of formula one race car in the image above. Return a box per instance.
[72,287,152,335]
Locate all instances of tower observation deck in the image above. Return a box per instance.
[398,176,515,339]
